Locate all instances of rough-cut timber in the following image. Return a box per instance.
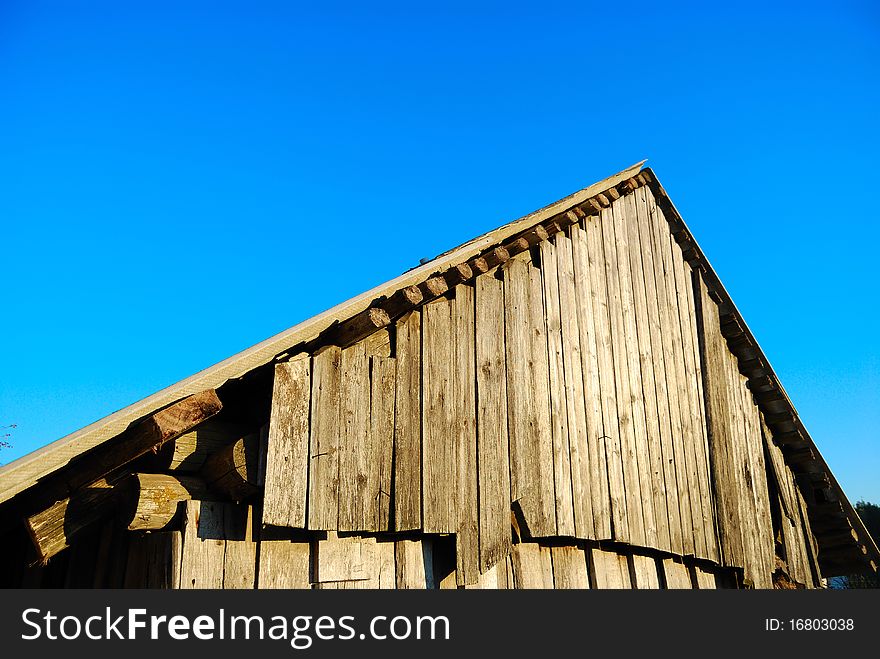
[201,432,261,502]
[262,356,311,528]
[307,347,342,531]
[127,473,213,531]
[393,311,421,531]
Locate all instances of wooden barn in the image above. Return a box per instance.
[1,162,876,590]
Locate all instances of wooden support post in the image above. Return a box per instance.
[201,432,262,501]
[126,473,214,531]
[383,285,424,319]
[23,390,222,561]
[326,308,391,348]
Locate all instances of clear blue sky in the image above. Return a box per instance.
[1,2,877,502]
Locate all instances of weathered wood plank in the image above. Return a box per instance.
[693,565,717,589]
[153,420,246,473]
[625,190,670,552]
[453,284,480,585]
[571,220,613,540]
[475,273,512,572]
[635,187,683,555]
[694,272,744,569]
[662,557,692,589]
[550,545,590,588]
[263,356,311,528]
[510,543,554,589]
[669,229,709,560]
[257,529,311,588]
[527,263,559,537]
[124,531,182,588]
[338,342,371,532]
[600,204,646,546]
[371,356,396,532]
[630,554,660,589]
[590,547,632,589]
[648,193,695,556]
[555,230,595,540]
[307,346,342,531]
[394,311,422,531]
[422,297,456,534]
[613,194,657,549]
[316,532,377,584]
[222,504,257,589]
[395,538,434,589]
[179,500,227,589]
[540,240,576,538]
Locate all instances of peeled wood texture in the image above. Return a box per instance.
[127,473,212,531]
[475,274,512,572]
[179,500,256,589]
[393,311,422,531]
[262,356,311,528]
[307,347,342,531]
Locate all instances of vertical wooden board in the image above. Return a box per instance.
[262,356,311,529]
[394,311,422,531]
[528,263,559,537]
[540,240,576,538]
[648,196,695,556]
[600,205,645,546]
[316,532,376,583]
[395,538,433,589]
[453,284,480,585]
[502,259,534,508]
[222,504,256,589]
[630,554,660,589]
[670,241,710,560]
[554,232,595,540]
[796,488,822,588]
[662,558,693,589]
[179,500,226,589]
[743,385,774,588]
[422,297,456,534]
[626,191,670,552]
[590,547,631,589]
[503,259,551,537]
[375,540,396,589]
[694,272,743,569]
[636,188,683,555]
[551,545,590,589]
[613,195,658,549]
[510,543,554,589]
[307,346,342,531]
[64,528,101,588]
[371,356,396,531]
[257,534,311,589]
[573,219,614,540]
[465,562,502,589]
[694,565,717,589]
[338,342,371,532]
[684,265,719,562]
[364,328,392,358]
[475,273,512,572]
